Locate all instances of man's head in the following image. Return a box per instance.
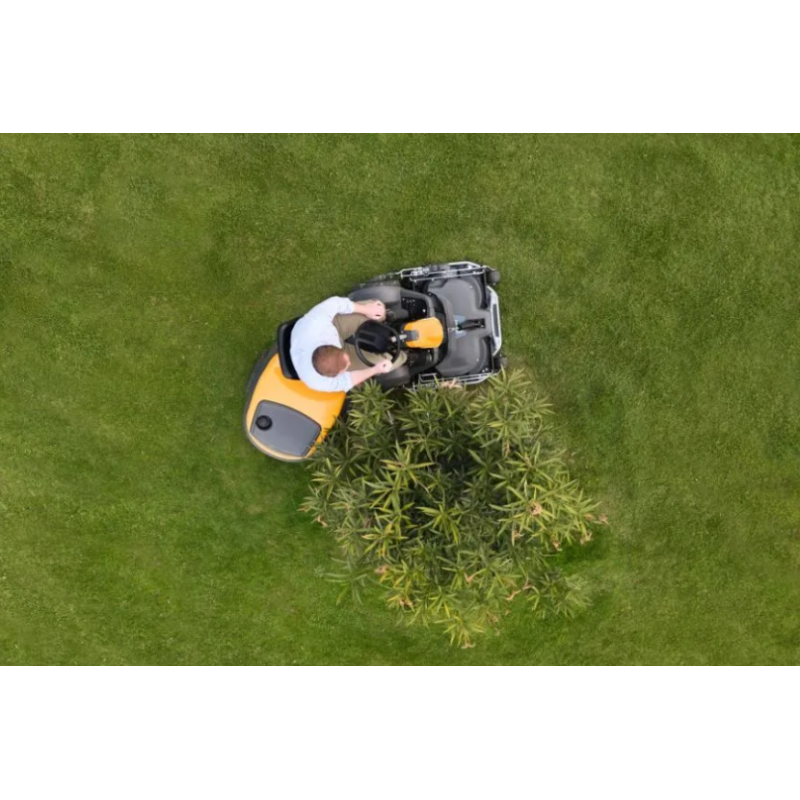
[312,345,350,377]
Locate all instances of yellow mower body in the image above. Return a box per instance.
[244,350,345,462]
[403,317,444,349]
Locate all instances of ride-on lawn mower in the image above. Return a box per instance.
[244,261,505,462]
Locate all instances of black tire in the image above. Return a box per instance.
[353,276,401,290]
[349,285,403,306]
[498,355,509,371]
[487,269,501,286]
[375,364,412,388]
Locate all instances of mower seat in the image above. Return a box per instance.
[277,317,301,380]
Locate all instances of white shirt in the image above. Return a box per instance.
[290,296,355,392]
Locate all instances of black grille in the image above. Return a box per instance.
[402,296,428,318]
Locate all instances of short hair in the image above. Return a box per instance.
[312,345,347,377]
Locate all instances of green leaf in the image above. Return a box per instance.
[302,367,602,647]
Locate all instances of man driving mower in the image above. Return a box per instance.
[245,261,504,461]
[290,296,408,393]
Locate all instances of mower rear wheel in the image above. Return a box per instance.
[487,269,501,286]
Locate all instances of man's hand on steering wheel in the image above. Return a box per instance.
[362,300,386,321]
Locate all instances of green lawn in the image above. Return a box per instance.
[2,133,799,664]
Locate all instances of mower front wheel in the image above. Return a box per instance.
[349,283,403,307]
[354,277,401,290]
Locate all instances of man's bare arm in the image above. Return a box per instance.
[349,359,392,388]
[352,300,386,321]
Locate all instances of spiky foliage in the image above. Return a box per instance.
[302,371,600,647]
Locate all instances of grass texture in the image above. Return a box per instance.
[1,134,799,664]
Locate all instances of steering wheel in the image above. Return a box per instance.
[353,320,405,371]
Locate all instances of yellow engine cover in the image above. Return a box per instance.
[403,317,444,349]
[245,352,345,461]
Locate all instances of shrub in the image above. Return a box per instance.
[302,371,601,647]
